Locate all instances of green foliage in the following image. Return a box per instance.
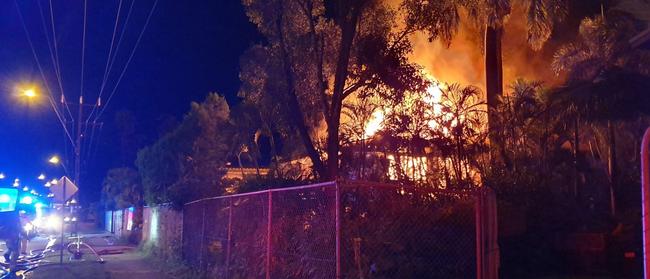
[136,93,232,206]
[142,245,204,279]
[551,12,650,122]
[101,167,142,210]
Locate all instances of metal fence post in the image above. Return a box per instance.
[336,182,341,279]
[266,190,272,279]
[111,210,115,233]
[475,190,484,279]
[200,201,206,273]
[226,197,233,279]
[641,127,650,279]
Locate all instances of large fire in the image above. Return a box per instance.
[363,75,444,140]
[364,110,384,139]
[360,75,445,182]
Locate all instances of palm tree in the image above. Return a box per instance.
[340,95,382,179]
[552,13,650,215]
[229,105,264,179]
[405,0,568,144]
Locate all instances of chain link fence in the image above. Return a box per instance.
[181,181,495,278]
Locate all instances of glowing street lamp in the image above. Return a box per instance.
[44,182,51,187]
[23,89,36,98]
[50,179,58,185]
[38,174,46,180]
[16,85,40,104]
[48,155,69,176]
[48,156,60,165]
[0,173,5,179]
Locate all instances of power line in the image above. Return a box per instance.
[95,0,159,122]
[79,0,91,139]
[14,0,75,148]
[47,0,74,122]
[80,0,88,100]
[37,0,73,122]
[88,0,135,124]
[85,0,124,125]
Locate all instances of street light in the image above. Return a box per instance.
[0,173,5,179]
[23,89,36,98]
[48,156,60,165]
[38,174,46,180]
[15,84,41,105]
[48,155,68,176]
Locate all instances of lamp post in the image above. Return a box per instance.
[48,155,68,265]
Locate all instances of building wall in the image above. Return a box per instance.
[141,205,183,260]
[104,207,132,239]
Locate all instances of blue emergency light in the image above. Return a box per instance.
[0,188,19,212]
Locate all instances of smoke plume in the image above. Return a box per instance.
[402,3,563,93]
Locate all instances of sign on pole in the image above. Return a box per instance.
[49,176,78,203]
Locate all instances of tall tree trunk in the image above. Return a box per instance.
[485,26,509,168]
[237,152,245,179]
[326,8,362,180]
[247,150,261,178]
[265,123,282,178]
[275,1,326,177]
[574,115,580,197]
[608,120,617,216]
[542,107,550,190]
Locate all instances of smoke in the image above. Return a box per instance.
[402,2,563,93]
[500,4,561,89]
[409,18,486,90]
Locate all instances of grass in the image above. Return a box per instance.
[139,243,203,279]
[27,261,110,279]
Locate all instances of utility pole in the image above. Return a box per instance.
[75,96,83,195]
[58,95,100,264]
[59,95,84,264]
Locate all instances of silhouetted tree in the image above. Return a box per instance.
[552,13,650,215]
[136,93,232,206]
[241,0,427,179]
[101,167,142,210]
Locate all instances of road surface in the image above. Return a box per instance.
[2,228,171,279]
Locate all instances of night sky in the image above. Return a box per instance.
[0,1,260,203]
